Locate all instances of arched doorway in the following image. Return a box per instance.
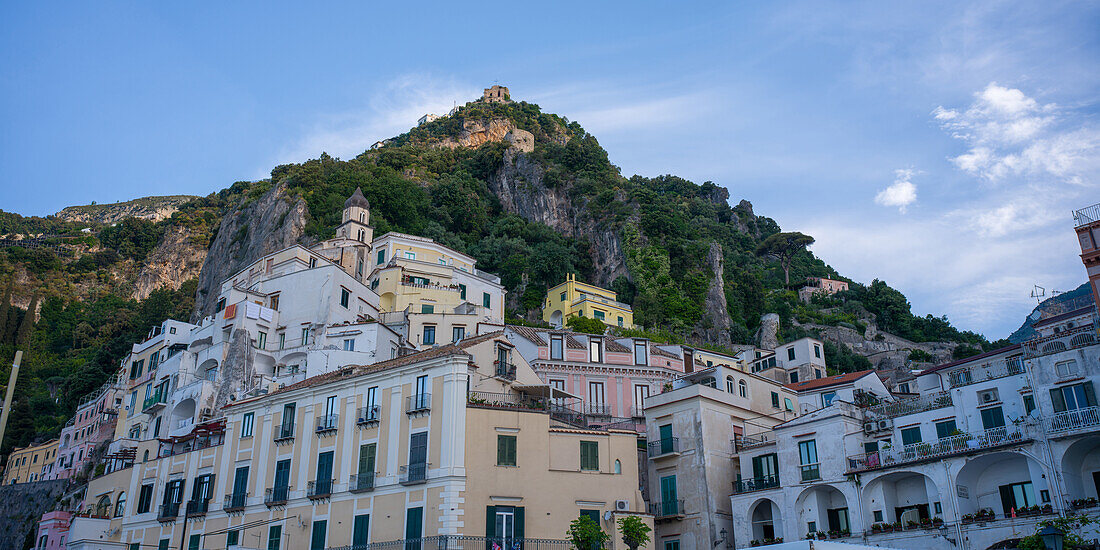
[862,470,943,526]
[796,484,852,536]
[956,451,1050,519]
[549,310,563,328]
[1060,436,1100,503]
[749,498,783,542]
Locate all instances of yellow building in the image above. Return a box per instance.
[543,273,634,329]
[3,439,59,484]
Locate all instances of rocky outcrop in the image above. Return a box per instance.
[55,195,198,225]
[133,226,207,300]
[214,328,256,410]
[755,313,780,350]
[0,480,67,550]
[191,181,309,321]
[438,119,517,149]
[692,242,732,346]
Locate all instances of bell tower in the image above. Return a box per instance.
[338,187,373,244]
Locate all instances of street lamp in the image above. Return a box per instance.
[1040,525,1064,550]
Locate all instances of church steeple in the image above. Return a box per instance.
[339,187,372,243]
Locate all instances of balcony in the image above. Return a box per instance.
[865,391,953,418]
[315,414,339,435]
[649,499,685,520]
[647,437,681,459]
[157,502,180,522]
[274,422,295,444]
[948,358,1026,388]
[406,393,431,414]
[1047,406,1100,437]
[264,486,289,507]
[307,479,334,500]
[733,434,774,453]
[357,405,381,426]
[1024,323,1097,359]
[631,406,645,419]
[586,403,612,417]
[142,391,168,413]
[800,464,821,482]
[349,473,375,493]
[185,498,209,517]
[847,424,1031,473]
[733,475,780,494]
[1075,202,1100,227]
[493,361,517,381]
[223,492,246,512]
[400,463,427,485]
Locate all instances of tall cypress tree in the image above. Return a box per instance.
[0,280,10,344]
[15,293,37,349]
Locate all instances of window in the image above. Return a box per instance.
[784,397,794,411]
[981,406,1005,430]
[738,380,748,398]
[459,284,466,300]
[726,376,736,394]
[815,368,822,379]
[808,521,817,534]
[787,348,796,361]
[423,325,436,345]
[356,259,364,276]
[227,530,239,547]
[301,327,310,345]
[242,413,254,438]
[309,257,317,268]
[497,435,517,466]
[935,419,957,439]
[1056,360,1080,378]
[814,344,821,358]
[137,483,153,514]
[343,339,355,351]
[580,441,598,471]
[1023,394,1036,415]
[114,492,126,517]
[406,507,424,543]
[873,510,883,522]
[634,341,648,365]
[550,335,563,360]
[560,291,567,301]
[901,426,922,446]
[999,481,1037,515]
[216,297,226,312]
[664,542,681,550]
[822,391,837,407]
[588,381,605,410]
[594,310,605,321]
[789,372,799,383]
[659,475,678,515]
[452,326,465,342]
[257,331,267,349]
[353,514,370,547]
[899,382,911,393]
[340,288,350,308]
[149,350,160,370]
[310,519,327,550]
[614,459,621,473]
[752,453,779,481]
[934,502,943,514]
[798,440,819,481]
[1051,383,1097,412]
[377,250,386,265]
[278,332,286,350]
[483,292,491,309]
[421,304,434,314]
[589,338,602,363]
[267,525,282,550]
[404,251,415,260]
[188,535,200,550]
[129,359,144,379]
[771,392,780,408]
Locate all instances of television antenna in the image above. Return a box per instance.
[1030,285,1046,303]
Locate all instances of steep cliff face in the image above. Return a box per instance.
[133,225,207,300]
[191,182,309,321]
[438,118,517,149]
[693,242,733,346]
[55,195,198,225]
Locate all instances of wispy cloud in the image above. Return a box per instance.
[874,168,918,213]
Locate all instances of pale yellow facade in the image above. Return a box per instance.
[543,273,635,329]
[2,439,59,484]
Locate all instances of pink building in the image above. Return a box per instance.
[505,325,685,430]
[51,384,120,480]
[798,277,850,303]
[35,511,71,549]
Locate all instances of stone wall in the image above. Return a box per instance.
[0,480,68,550]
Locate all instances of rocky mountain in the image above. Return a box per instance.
[1008,281,1093,343]
[54,195,198,225]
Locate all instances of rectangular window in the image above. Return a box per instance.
[550,335,563,360]
[483,292,491,308]
[873,510,883,522]
[784,397,794,411]
[270,294,279,311]
[278,332,286,350]
[188,535,200,550]
[901,426,922,445]
[822,391,837,407]
[1023,394,1036,415]
[798,440,820,481]
[981,406,1005,430]
[790,372,799,383]
[935,419,957,439]
[814,345,821,358]
[771,392,780,408]
[664,542,681,550]
[497,435,517,466]
[301,327,310,345]
[560,291,567,301]
[999,481,1037,515]
[353,514,370,546]
[1051,382,1097,412]
[1056,360,1080,378]
[242,413,254,438]
[340,288,350,308]
[580,441,599,471]
[159,540,169,550]
[815,368,822,379]
[752,453,779,480]
[787,348,796,361]
[899,383,911,393]
[452,326,465,342]
[589,338,602,363]
[257,331,267,349]
[280,403,295,438]
[309,257,317,268]
[228,530,239,546]
[377,250,386,265]
[458,284,466,300]
[267,525,282,550]
[405,507,423,544]
[421,304,434,314]
[423,325,436,345]
[310,519,327,550]
[404,251,415,260]
[594,310,605,321]
[635,384,650,413]
[634,341,648,365]
[149,350,160,370]
[343,339,355,351]
[659,475,678,515]
[137,483,154,514]
[588,381,605,408]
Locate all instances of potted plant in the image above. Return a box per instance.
[566,515,609,550]
[617,515,651,550]
[932,517,944,527]
[893,522,903,531]
[907,520,919,529]
[871,523,883,533]
[751,540,761,547]
[840,529,851,537]
[1042,504,1054,514]
[961,513,974,524]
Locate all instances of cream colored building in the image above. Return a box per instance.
[543,273,635,329]
[74,332,652,549]
[3,438,59,485]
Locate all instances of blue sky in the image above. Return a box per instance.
[1,1,1098,339]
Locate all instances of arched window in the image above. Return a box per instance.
[614,459,622,474]
[95,495,111,517]
[738,379,748,398]
[143,450,149,462]
[726,376,735,394]
[114,492,126,517]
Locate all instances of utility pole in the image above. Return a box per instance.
[0,351,22,452]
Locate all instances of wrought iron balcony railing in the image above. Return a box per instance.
[264,486,289,507]
[400,463,427,485]
[647,437,681,458]
[315,414,339,434]
[307,478,334,499]
[847,424,1030,473]
[349,473,375,493]
[406,393,431,414]
[650,499,685,519]
[733,475,780,494]
[223,492,246,512]
[357,405,381,425]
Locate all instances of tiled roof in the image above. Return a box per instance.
[651,345,680,360]
[605,339,630,353]
[456,330,506,349]
[508,325,549,345]
[224,345,468,408]
[1032,306,1095,328]
[784,369,876,392]
[566,335,586,350]
[918,344,1022,374]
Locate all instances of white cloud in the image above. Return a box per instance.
[874,169,918,213]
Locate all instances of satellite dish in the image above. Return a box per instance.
[603,510,613,521]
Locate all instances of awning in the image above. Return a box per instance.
[513,384,581,400]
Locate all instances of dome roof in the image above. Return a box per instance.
[345,187,370,209]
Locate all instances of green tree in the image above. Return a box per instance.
[0,279,10,344]
[567,516,609,550]
[567,316,606,335]
[617,515,652,550]
[755,232,815,285]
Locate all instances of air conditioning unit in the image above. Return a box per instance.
[979,390,998,404]
[877,419,892,431]
[199,407,214,419]
[863,422,875,434]
[615,500,630,512]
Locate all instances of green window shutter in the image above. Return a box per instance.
[188,534,200,550]
[1085,382,1098,407]
[227,530,239,545]
[483,292,491,308]
[486,505,496,537]
[514,507,525,540]
[359,443,376,474]
[310,519,327,550]
[1051,388,1067,412]
[159,540,169,550]
[353,514,370,546]
[459,284,466,300]
[267,526,282,550]
[130,544,140,550]
[497,435,517,466]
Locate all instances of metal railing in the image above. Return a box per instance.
[847,425,1030,472]
[647,437,681,458]
[948,358,1026,388]
[307,479,334,499]
[800,464,821,482]
[275,422,295,442]
[650,499,685,518]
[1024,323,1097,358]
[158,502,180,521]
[316,414,339,433]
[467,391,548,411]
[493,361,517,380]
[223,492,247,511]
[264,486,289,507]
[349,473,375,493]
[357,406,381,425]
[586,403,611,416]
[631,406,645,418]
[142,391,168,412]
[1075,202,1100,227]
[1048,406,1100,435]
[733,433,774,452]
[865,391,953,418]
[400,463,427,485]
[733,475,780,494]
[406,393,431,414]
[185,498,209,517]
[327,536,573,550]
